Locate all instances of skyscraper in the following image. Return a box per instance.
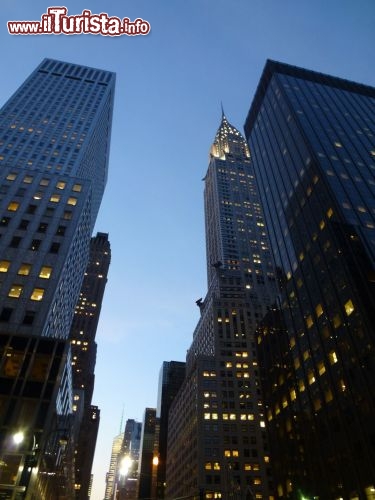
[166,114,278,499]
[0,58,115,499]
[71,232,111,499]
[156,361,186,498]
[137,408,158,500]
[104,432,124,500]
[244,60,375,498]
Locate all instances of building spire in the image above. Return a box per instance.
[209,109,250,160]
[119,406,124,433]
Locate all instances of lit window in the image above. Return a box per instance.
[40,179,49,186]
[6,173,17,181]
[18,264,31,276]
[67,197,77,206]
[73,184,82,192]
[306,315,313,328]
[260,421,266,428]
[344,299,354,316]
[63,211,72,220]
[56,181,66,190]
[23,176,33,183]
[50,194,60,203]
[325,389,333,402]
[7,201,19,212]
[0,260,10,273]
[205,462,212,470]
[39,266,52,279]
[315,304,323,318]
[329,351,338,365]
[308,371,316,385]
[327,208,333,218]
[318,362,326,376]
[30,288,45,301]
[334,141,342,148]
[290,389,296,401]
[333,314,341,328]
[8,285,23,298]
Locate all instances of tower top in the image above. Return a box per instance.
[210,112,250,160]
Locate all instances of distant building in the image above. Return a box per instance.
[115,419,142,500]
[245,60,375,498]
[137,408,158,500]
[0,58,114,499]
[104,433,124,500]
[156,361,186,498]
[166,113,278,499]
[71,232,111,499]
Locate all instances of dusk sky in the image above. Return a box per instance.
[1,1,374,498]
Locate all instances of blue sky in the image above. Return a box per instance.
[1,1,374,498]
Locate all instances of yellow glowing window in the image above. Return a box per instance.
[333,314,341,328]
[213,462,220,470]
[294,357,300,369]
[327,208,333,218]
[299,380,305,392]
[344,299,354,316]
[245,464,252,471]
[232,450,239,457]
[23,176,33,183]
[8,285,23,298]
[290,337,296,348]
[247,414,254,420]
[315,304,323,317]
[339,379,346,392]
[224,450,231,457]
[303,350,310,361]
[73,184,82,192]
[334,141,342,148]
[318,362,326,376]
[226,362,232,368]
[50,194,60,203]
[254,478,262,485]
[31,288,45,301]
[314,398,322,411]
[39,266,52,279]
[325,389,333,402]
[319,220,325,230]
[67,197,77,206]
[229,414,236,420]
[282,397,288,408]
[6,173,17,180]
[56,181,66,190]
[7,201,19,211]
[260,421,266,428]
[205,462,212,470]
[290,389,296,401]
[329,351,338,365]
[0,260,11,272]
[308,371,316,385]
[18,264,31,276]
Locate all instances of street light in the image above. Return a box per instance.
[13,431,25,445]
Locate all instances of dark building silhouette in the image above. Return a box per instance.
[0,59,114,499]
[156,361,185,498]
[71,232,111,499]
[137,408,158,500]
[245,60,375,498]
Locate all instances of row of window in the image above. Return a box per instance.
[0,260,52,278]
[5,172,82,192]
[7,195,77,212]
[7,285,45,301]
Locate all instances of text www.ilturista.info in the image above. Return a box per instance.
[7,7,151,36]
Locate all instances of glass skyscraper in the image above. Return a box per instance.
[245,60,375,498]
[167,114,278,499]
[0,59,114,499]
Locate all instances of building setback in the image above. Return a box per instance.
[245,60,375,498]
[166,114,278,499]
[0,58,114,499]
[71,232,111,499]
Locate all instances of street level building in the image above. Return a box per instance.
[166,113,278,499]
[0,58,114,499]
[245,60,375,499]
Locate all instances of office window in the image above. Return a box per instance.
[0,260,11,272]
[30,288,45,301]
[56,181,66,190]
[7,201,19,212]
[73,183,82,192]
[344,299,355,316]
[23,175,33,183]
[18,264,31,276]
[39,266,52,279]
[50,194,60,203]
[8,285,23,298]
[67,197,77,206]
[30,239,41,251]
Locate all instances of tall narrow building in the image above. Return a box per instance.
[156,361,186,498]
[166,113,278,500]
[71,232,111,500]
[244,60,375,498]
[0,59,115,499]
[104,432,124,500]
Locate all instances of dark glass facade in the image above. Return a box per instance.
[245,60,375,498]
